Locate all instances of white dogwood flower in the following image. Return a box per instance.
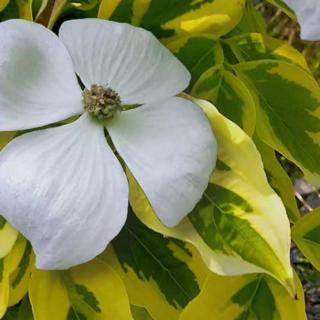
[283,0,320,40]
[0,19,217,269]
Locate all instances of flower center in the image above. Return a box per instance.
[82,84,122,120]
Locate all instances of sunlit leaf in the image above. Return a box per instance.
[98,0,246,41]
[129,98,294,295]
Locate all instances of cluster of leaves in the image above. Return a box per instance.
[0,0,320,319]
[257,1,320,84]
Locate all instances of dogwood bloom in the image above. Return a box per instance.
[0,19,217,269]
[283,0,320,40]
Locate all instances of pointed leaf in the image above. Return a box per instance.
[179,272,306,320]
[129,99,294,295]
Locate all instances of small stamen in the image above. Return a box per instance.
[82,84,122,120]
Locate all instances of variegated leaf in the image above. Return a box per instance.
[192,67,256,135]
[0,218,18,260]
[166,34,256,135]
[225,33,309,70]
[166,34,223,89]
[129,98,294,295]
[98,0,246,41]
[9,242,34,307]
[29,258,133,320]
[180,272,306,320]
[0,236,27,317]
[235,60,320,185]
[100,211,209,320]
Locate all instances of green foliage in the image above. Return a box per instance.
[130,98,294,296]
[1,0,320,319]
[112,212,201,309]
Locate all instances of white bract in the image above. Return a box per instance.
[283,0,320,40]
[0,19,217,269]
